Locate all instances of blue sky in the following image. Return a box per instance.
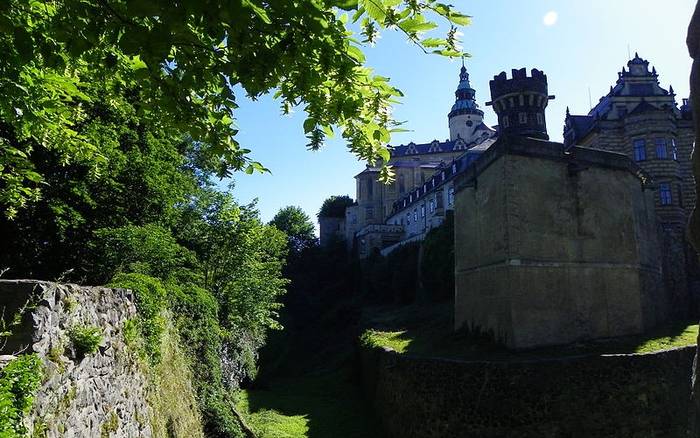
[225,0,696,229]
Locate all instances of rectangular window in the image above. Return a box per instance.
[502,116,510,128]
[429,200,435,213]
[451,163,457,174]
[448,187,455,206]
[366,207,374,219]
[421,205,425,217]
[655,138,668,159]
[633,139,646,161]
[367,180,373,198]
[536,113,544,125]
[413,209,417,221]
[519,112,527,124]
[659,183,672,205]
[406,213,410,225]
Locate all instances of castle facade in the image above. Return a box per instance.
[320,55,698,346]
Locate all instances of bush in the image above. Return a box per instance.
[0,354,43,437]
[109,273,167,364]
[67,326,103,357]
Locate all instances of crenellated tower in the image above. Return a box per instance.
[487,68,555,140]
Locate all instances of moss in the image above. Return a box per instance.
[0,354,44,437]
[58,383,76,412]
[48,342,66,373]
[100,411,119,438]
[61,295,78,313]
[67,326,102,358]
[32,419,48,437]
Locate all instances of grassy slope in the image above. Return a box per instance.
[237,299,383,438]
[237,369,380,438]
[360,302,699,360]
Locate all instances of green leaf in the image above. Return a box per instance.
[334,0,359,11]
[242,0,272,24]
[398,17,438,33]
[347,45,366,63]
[303,118,316,133]
[448,13,472,26]
[362,0,386,22]
[421,38,447,48]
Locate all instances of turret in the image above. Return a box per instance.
[486,68,555,140]
[448,62,486,142]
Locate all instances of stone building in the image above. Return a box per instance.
[346,64,497,257]
[565,53,698,318]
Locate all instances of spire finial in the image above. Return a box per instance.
[461,56,465,68]
[566,106,570,117]
[635,51,639,58]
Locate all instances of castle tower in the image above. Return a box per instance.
[448,62,485,142]
[487,68,554,140]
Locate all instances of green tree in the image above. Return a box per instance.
[1,0,470,217]
[318,195,355,218]
[270,206,317,254]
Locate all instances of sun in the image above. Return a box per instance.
[543,11,558,26]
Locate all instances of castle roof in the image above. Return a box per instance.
[564,54,682,147]
[389,131,496,158]
[388,136,498,216]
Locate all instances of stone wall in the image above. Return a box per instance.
[360,344,695,438]
[454,138,664,349]
[0,280,151,437]
[0,280,202,438]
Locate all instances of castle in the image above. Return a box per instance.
[320,55,698,348]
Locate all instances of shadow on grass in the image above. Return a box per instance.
[361,301,699,362]
[240,367,383,438]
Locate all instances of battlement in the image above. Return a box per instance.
[487,67,554,140]
[489,68,549,100]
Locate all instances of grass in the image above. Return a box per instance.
[360,302,699,361]
[360,330,411,353]
[237,368,382,438]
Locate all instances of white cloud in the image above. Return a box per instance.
[543,11,558,27]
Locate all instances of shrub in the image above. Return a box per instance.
[68,326,103,357]
[109,273,167,364]
[0,354,43,437]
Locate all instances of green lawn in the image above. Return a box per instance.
[360,303,699,361]
[236,368,383,438]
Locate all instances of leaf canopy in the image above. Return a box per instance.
[0,0,470,217]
